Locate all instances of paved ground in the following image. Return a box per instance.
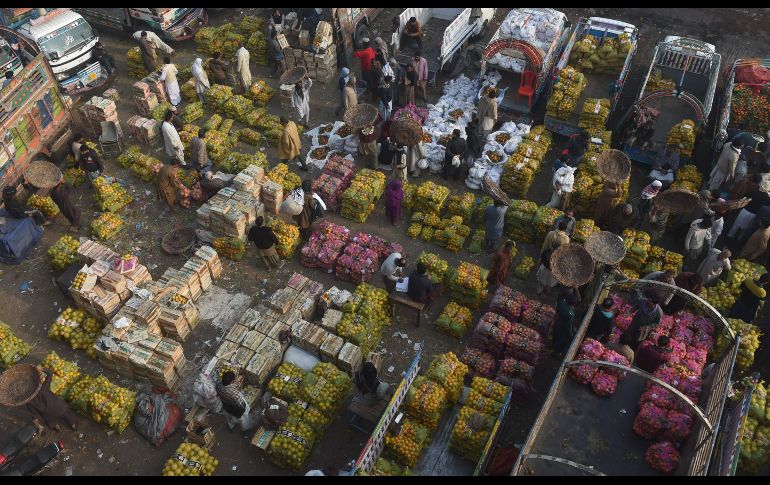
[0,7,768,476]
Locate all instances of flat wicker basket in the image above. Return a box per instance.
[550,243,595,287]
[0,364,44,407]
[390,119,422,146]
[482,175,511,206]
[343,104,379,129]
[25,161,63,189]
[161,228,197,255]
[655,189,700,214]
[280,66,307,85]
[596,149,631,183]
[585,231,627,265]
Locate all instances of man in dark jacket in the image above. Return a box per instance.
[93,41,116,76]
[77,145,104,184]
[443,129,467,181]
[563,129,588,165]
[2,186,45,225]
[608,203,640,235]
[586,297,615,341]
[635,335,673,373]
[208,52,229,85]
[25,367,78,431]
[248,216,284,270]
[50,181,81,232]
[189,128,210,171]
[407,262,440,309]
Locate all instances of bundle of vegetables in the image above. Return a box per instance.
[313,155,356,212]
[46,235,80,271]
[66,374,136,433]
[523,299,557,338]
[63,167,86,187]
[729,84,770,134]
[489,285,527,321]
[0,321,31,368]
[238,15,264,35]
[570,33,632,75]
[218,151,268,173]
[413,181,450,215]
[247,79,275,106]
[445,192,476,224]
[666,119,697,158]
[212,236,246,261]
[404,375,449,429]
[460,347,497,378]
[27,194,59,218]
[447,262,489,308]
[644,68,677,94]
[267,419,316,471]
[238,127,263,146]
[48,307,103,359]
[572,218,598,244]
[416,252,449,284]
[670,164,702,193]
[546,66,587,120]
[467,229,486,254]
[435,301,474,338]
[715,318,761,370]
[266,163,302,192]
[449,405,496,462]
[222,95,254,123]
[162,442,218,476]
[219,118,235,135]
[300,221,350,270]
[384,417,431,467]
[500,127,552,197]
[92,176,132,212]
[513,256,537,279]
[430,216,471,253]
[181,101,204,123]
[340,169,386,223]
[41,351,81,399]
[424,352,468,403]
[90,212,124,240]
[149,101,172,122]
[204,84,233,111]
[578,98,611,130]
[126,47,147,78]
[504,199,538,244]
[266,217,301,258]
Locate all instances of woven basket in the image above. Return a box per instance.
[585,231,627,265]
[25,161,63,189]
[343,104,379,129]
[390,119,422,146]
[710,197,750,212]
[280,66,307,85]
[655,189,700,214]
[550,244,595,287]
[162,228,197,255]
[0,364,44,407]
[596,149,631,183]
[482,175,511,206]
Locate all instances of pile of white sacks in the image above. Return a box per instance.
[466,121,531,190]
[498,8,564,52]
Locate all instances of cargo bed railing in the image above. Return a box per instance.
[513,277,739,476]
[713,58,770,151]
[709,372,759,475]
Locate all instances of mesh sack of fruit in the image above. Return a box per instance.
[470,376,508,404]
[449,405,496,462]
[460,347,497,378]
[498,358,535,383]
[212,237,246,261]
[385,427,424,468]
[663,409,693,443]
[513,256,537,279]
[639,384,679,411]
[466,388,503,416]
[267,363,306,401]
[0,322,32,368]
[645,441,680,474]
[27,194,60,218]
[568,354,597,385]
[299,372,343,417]
[424,352,468,403]
[47,235,81,270]
[162,442,219,476]
[503,323,544,366]
[404,376,448,428]
[267,419,316,471]
[590,370,618,396]
[633,402,668,439]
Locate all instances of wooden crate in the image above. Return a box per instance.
[186,417,215,450]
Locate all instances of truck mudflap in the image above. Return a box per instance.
[165,8,207,41]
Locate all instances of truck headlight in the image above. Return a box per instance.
[55,72,68,81]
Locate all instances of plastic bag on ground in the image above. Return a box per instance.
[133,389,183,447]
[193,372,222,413]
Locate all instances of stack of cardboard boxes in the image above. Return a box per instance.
[78,96,121,139]
[196,166,267,239]
[126,115,161,145]
[283,39,337,84]
[132,81,160,117]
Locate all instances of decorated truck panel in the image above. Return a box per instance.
[479,8,570,117]
[622,36,721,165]
[712,58,770,152]
[0,47,72,191]
[512,278,739,476]
[75,8,208,41]
[544,16,638,137]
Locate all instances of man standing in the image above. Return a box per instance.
[381,252,407,293]
[359,126,378,170]
[291,77,312,127]
[49,180,80,232]
[208,52,229,86]
[443,129,467,180]
[191,58,210,104]
[739,218,770,262]
[697,248,732,286]
[586,297,615,341]
[412,52,428,104]
[388,58,402,108]
[157,158,183,209]
[335,67,351,117]
[236,45,252,93]
[625,295,663,351]
[403,17,423,50]
[277,116,306,170]
[608,203,640,235]
[189,128,210,171]
[484,200,508,252]
[709,138,743,191]
[71,133,84,165]
[354,39,376,98]
[684,216,713,269]
[542,220,570,255]
[407,262,440,311]
[248,216,285,270]
[269,30,286,78]
[553,209,576,237]
[552,292,580,355]
[477,89,498,139]
[161,110,185,165]
[138,31,158,73]
[642,269,676,307]
[93,41,116,76]
[635,336,673,374]
[132,30,174,56]
[159,57,180,107]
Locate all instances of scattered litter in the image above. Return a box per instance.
[63,455,70,462]
[413,342,422,351]
[119,439,129,444]
[387,366,395,373]
[135,223,142,231]
[66,466,73,476]
[107,430,115,436]
[407,340,412,345]
[19,282,33,293]
[144,190,152,196]
[79,434,83,438]
[109,456,115,464]
[97,449,103,459]
[619,408,627,414]
[232,466,237,471]
[53,301,57,306]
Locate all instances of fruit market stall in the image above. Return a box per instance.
[545,17,638,137]
[622,36,721,165]
[479,8,570,115]
[712,58,770,151]
[512,278,740,476]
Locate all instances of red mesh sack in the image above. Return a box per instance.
[590,370,618,396]
[578,338,605,361]
[568,353,597,385]
[599,348,629,379]
[664,410,693,443]
[633,402,668,440]
[645,441,680,474]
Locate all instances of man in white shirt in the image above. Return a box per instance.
[380,252,407,293]
[697,248,732,286]
[161,110,185,165]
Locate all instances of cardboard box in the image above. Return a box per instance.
[319,309,343,333]
[319,333,344,363]
[241,330,266,352]
[225,324,249,345]
[233,346,255,370]
[187,417,215,450]
[215,340,240,361]
[337,342,363,375]
[251,426,275,452]
[276,33,289,50]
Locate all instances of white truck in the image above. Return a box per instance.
[11,8,108,96]
[75,8,207,42]
[393,8,496,86]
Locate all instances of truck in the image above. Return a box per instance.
[544,17,638,137]
[511,278,740,476]
[74,8,207,42]
[5,8,109,96]
[393,8,496,86]
[621,36,721,165]
[479,8,570,117]
[331,8,383,68]
[712,58,770,152]
[0,36,23,78]
[0,36,73,192]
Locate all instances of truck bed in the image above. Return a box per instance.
[546,71,618,136]
[624,95,699,165]
[395,17,453,78]
[657,65,710,103]
[522,374,664,476]
[414,403,475,476]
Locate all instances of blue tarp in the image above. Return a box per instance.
[0,208,43,265]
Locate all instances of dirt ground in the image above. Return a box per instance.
[1,7,769,476]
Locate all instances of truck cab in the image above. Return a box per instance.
[75,8,207,41]
[0,37,23,78]
[13,9,106,95]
